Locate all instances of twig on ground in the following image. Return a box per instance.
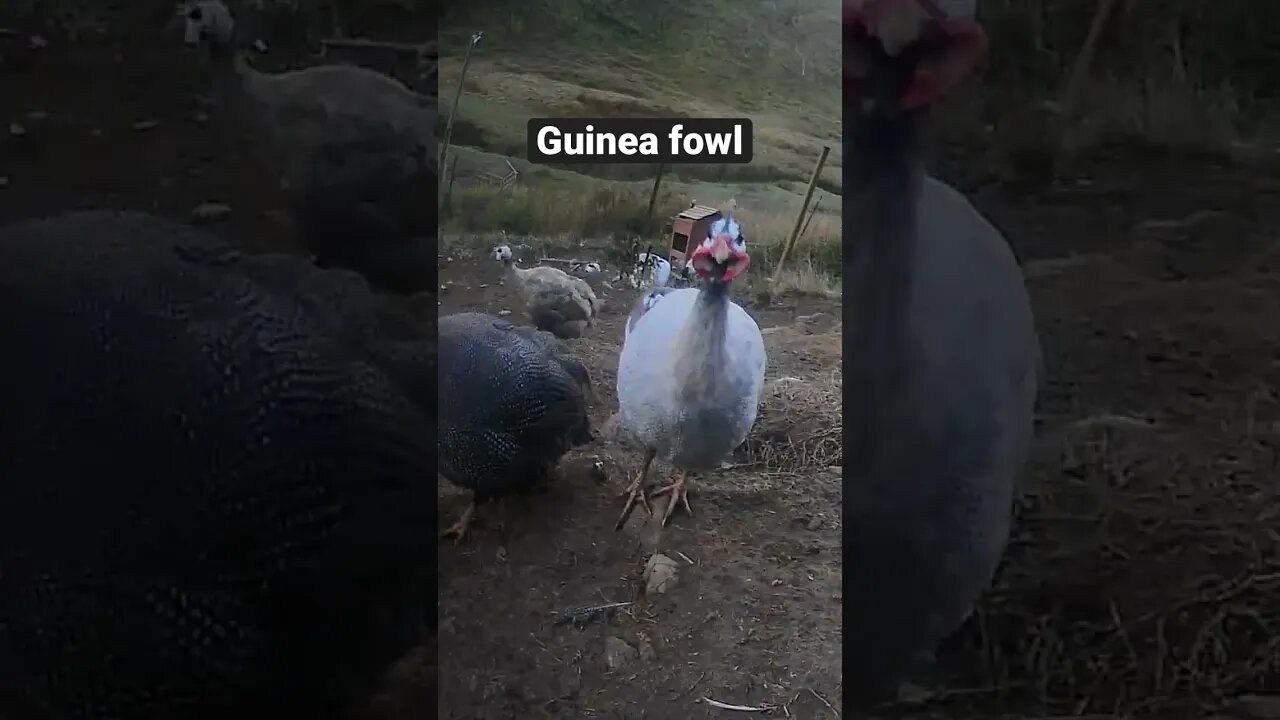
[551,601,633,628]
[806,688,839,717]
[700,696,778,712]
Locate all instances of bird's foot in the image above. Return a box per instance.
[650,472,692,527]
[615,473,653,531]
[441,502,477,543]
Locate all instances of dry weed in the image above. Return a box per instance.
[743,324,843,473]
[445,182,842,280]
[939,411,1280,716]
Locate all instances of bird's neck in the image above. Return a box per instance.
[673,281,732,397]
[844,104,927,339]
[843,105,927,461]
[845,106,926,288]
[207,40,265,111]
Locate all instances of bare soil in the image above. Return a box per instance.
[7,21,1280,720]
[436,259,844,720]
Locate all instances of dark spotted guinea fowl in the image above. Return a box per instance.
[438,312,594,541]
[0,210,434,719]
[842,0,1039,704]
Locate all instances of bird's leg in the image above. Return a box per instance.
[615,447,657,531]
[650,469,692,527]
[442,500,478,543]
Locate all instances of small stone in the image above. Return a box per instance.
[636,638,656,661]
[132,120,159,131]
[644,553,679,595]
[0,177,8,188]
[604,636,637,671]
[478,283,488,289]
[9,122,26,137]
[496,309,511,316]
[191,202,232,222]
[194,111,210,124]
[26,110,47,121]
[587,460,607,483]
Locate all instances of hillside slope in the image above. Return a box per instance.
[439,0,841,193]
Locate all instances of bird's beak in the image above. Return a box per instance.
[851,0,929,57]
[844,0,988,110]
[710,233,732,264]
[691,233,748,282]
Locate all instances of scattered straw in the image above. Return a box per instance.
[743,324,842,473]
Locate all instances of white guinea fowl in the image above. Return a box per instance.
[494,244,599,339]
[623,252,676,342]
[614,214,766,528]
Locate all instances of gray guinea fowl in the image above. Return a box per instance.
[183,0,437,295]
[438,312,594,540]
[842,0,1039,705]
[0,210,434,720]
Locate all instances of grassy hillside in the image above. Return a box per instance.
[438,0,842,291]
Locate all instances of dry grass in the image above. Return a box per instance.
[744,324,843,473]
[930,2,1280,174]
[941,423,1280,716]
[443,180,842,290]
[438,57,841,191]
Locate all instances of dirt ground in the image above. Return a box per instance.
[436,258,844,720]
[7,19,1280,720]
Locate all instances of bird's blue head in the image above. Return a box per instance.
[690,215,749,283]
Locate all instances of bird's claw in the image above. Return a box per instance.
[442,503,477,543]
[650,476,692,527]
[441,522,470,544]
[614,477,653,531]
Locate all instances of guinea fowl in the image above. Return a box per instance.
[624,252,676,341]
[438,312,594,540]
[842,0,1039,702]
[183,0,436,294]
[0,210,434,719]
[614,214,767,528]
[493,244,599,339]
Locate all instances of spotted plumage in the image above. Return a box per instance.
[184,0,437,294]
[492,245,599,339]
[614,210,766,529]
[438,312,593,538]
[0,210,433,719]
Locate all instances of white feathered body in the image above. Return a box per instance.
[616,287,767,470]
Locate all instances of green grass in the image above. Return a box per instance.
[437,0,842,292]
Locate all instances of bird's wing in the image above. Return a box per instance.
[624,286,678,340]
[529,282,591,322]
